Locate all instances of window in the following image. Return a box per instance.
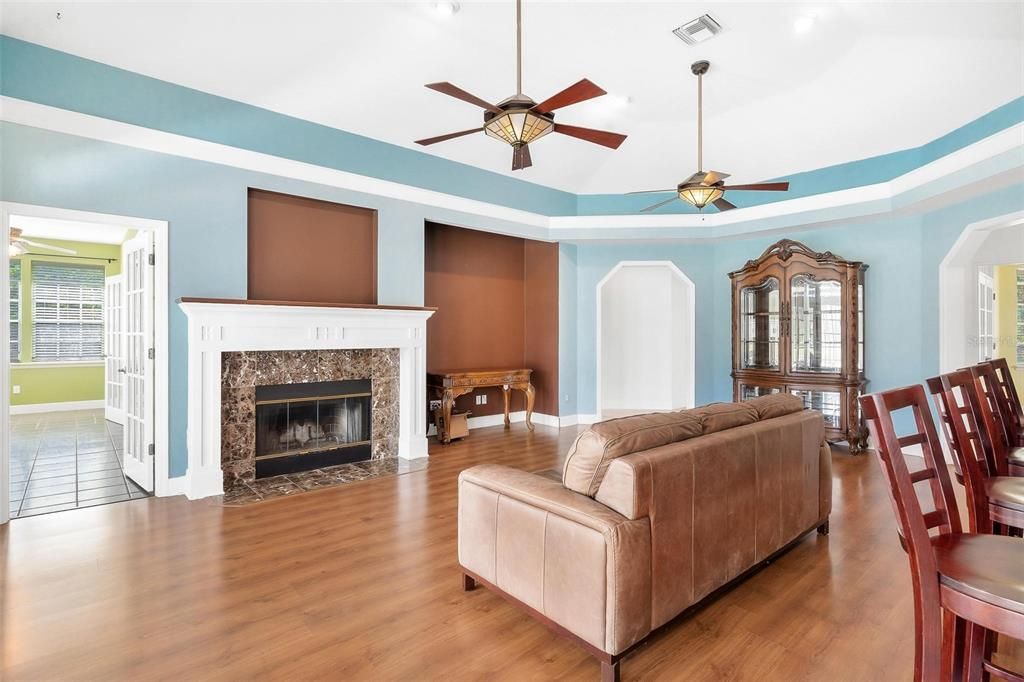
[1017,267,1024,367]
[978,271,994,362]
[9,260,20,362]
[32,262,104,362]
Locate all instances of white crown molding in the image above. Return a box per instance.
[1,96,1021,241]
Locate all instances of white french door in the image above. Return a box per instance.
[121,232,155,491]
[104,274,125,424]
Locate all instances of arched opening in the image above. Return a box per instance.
[939,212,1024,374]
[597,261,695,419]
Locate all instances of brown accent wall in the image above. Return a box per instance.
[424,222,558,418]
[247,189,377,304]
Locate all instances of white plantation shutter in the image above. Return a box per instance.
[1017,268,1024,366]
[9,261,20,362]
[32,262,105,362]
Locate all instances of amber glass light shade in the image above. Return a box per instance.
[677,185,724,209]
[484,109,554,146]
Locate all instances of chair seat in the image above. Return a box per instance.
[984,477,1024,512]
[933,534,1024,616]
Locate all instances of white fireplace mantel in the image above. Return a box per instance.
[178,298,436,500]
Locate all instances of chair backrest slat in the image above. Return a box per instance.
[970,362,1015,470]
[988,357,1024,437]
[927,370,994,532]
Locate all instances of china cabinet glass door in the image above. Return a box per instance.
[739,278,780,370]
[790,388,843,428]
[790,275,842,374]
[739,384,781,401]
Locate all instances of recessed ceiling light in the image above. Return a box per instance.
[794,15,816,34]
[432,1,460,17]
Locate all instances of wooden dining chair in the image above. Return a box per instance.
[988,358,1024,447]
[985,359,1024,475]
[927,370,1024,535]
[970,363,1019,466]
[860,385,1024,681]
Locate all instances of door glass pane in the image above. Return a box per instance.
[857,283,865,372]
[791,275,842,373]
[740,277,780,370]
[739,384,781,401]
[791,388,842,428]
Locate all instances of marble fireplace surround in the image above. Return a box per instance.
[221,348,399,487]
[179,298,436,500]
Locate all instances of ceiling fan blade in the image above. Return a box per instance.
[512,144,532,171]
[626,189,677,195]
[424,82,503,114]
[702,170,731,186]
[640,196,680,213]
[532,78,606,114]
[19,238,77,255]
[553,123,627,149]
[713,198,737,212]
[720,182,790,192]
[414,128,483,146]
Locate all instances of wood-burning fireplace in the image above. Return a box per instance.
[254,379,372,478]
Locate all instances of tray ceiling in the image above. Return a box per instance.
[1,1,1020,195]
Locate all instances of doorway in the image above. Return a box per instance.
[2,204,169,523]
[596,261,695,419]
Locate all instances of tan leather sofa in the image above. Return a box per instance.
[458,394,832,681]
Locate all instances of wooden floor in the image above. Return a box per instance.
[1,424,1021,680]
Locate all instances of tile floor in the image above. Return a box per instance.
[9,409,151,519]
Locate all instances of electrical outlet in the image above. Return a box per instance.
[481,394,487,405]
[12,385,20,395]
[475,395,481,405]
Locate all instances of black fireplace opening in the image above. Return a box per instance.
[254,379,372,479]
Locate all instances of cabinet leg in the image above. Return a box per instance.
[817,518,830,535]
[462,573,476,591]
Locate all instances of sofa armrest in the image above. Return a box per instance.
[458,464,652,656]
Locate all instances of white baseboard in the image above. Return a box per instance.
[10,399,105,415]
[158,475,188,498]
[427,411,561,436]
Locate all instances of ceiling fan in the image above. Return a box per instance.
[630,60,790,213]
[415,0,628,170]
[9,227,77,257]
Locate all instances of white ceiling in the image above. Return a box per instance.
[2,1,1021,195]
[12,215,131,244]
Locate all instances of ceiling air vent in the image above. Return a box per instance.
[672,14,722,45]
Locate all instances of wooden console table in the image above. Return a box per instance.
[427,369,535,444]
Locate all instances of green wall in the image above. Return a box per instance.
[994,264,1024,402]
[10,237,121,406]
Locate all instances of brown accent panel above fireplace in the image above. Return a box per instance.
[247,189,377,305]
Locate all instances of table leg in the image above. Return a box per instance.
[524,383,535,432]
[502,385,512,429]
[441,388,455,444]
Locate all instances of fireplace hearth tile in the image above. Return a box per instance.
[371,436,398,460]
[222,352,258,388]
[256,350,320,385]
[372,348,400,379]
[319,348,373,381]
[372,376,400,439]
[222,483,263,505]
[320,462,373,482]
[221,387,255,426]
[246,477,304,498]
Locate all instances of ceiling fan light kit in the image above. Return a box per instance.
[416,0,627,170]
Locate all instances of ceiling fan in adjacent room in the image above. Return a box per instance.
[415,0,628,170]
[8,227,77,257]
[629,60,790,213]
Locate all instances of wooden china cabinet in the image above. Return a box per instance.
[729,239,869,452]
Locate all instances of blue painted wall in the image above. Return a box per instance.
[563,183,1024,417]
[0,122,560,477]
[0,35,577,217]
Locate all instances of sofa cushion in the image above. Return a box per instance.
[688,401,758,434]
[745,393,805,421]
[562,412,703,497]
